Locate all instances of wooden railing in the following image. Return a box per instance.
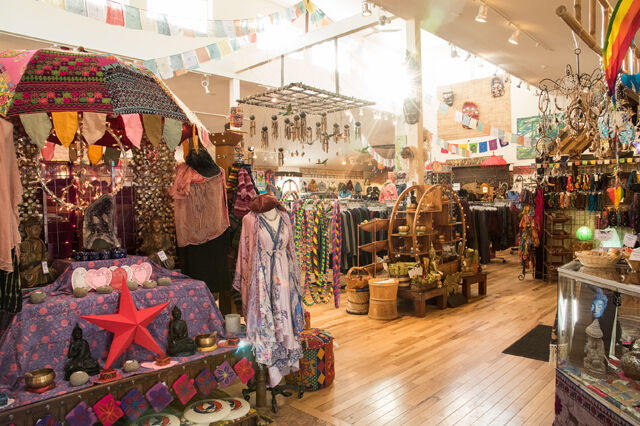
[557,0,640,73]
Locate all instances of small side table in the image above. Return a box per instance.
[461,272,488,299]
[398,287,447,318]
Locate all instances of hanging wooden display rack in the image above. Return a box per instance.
[236,82,375,114]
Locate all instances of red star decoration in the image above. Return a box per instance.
[82,277,168,369]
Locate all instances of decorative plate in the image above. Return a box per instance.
[222,397,250,420]
[71,267,88,290]
[183,399,231,423]
[134,413,180,426]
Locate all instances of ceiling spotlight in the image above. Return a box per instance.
[475,3,488,23]
[450,45,459,58]
[201,75,211,94]
[362,1,372,17]
[508,29,520,45]
[342,159,347,165]
[270,97,278,103]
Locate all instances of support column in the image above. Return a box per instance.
[405,19,424,185]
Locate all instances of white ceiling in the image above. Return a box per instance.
[370,0,603,87]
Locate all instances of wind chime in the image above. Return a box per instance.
[300,112,307,141]
[278,147,284,166]
[343,124,350,141]
[284,118,292,140]
[306,126,313,142]
[261,126,269,148]
[322,133,329,153]
[293,115,301,141]
[321,112,327,134]
[355,121,362,141]
[332,123,340,143]
[271,115,278,139]
[249,115,256,137]
[315,121,322,139]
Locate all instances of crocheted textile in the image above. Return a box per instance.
[102,63,187,121]
[6,50,113,116]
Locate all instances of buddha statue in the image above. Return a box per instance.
[167,306,196,357]
[583,319,607,379]
[140,216,175,270]
[19,217,56,288]
[64,324,100,380]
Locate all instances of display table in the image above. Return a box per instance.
[398,287,447,317]
[0,256,226,404]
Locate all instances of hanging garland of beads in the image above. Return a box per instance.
[131,137,177,254]
[330,201,342,308]
[14,136,43,223]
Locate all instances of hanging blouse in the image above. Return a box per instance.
[170,163,229,247]
[233,168,256,218]
[0,119,23,273]
[378,183,398,202]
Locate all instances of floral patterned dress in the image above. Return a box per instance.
[236,210,304,386]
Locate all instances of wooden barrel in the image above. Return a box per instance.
[346,287,369,315]
[368,278,398,320]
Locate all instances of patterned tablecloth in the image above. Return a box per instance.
[0,256,226,394]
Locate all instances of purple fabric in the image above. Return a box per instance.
[0,256,225,392]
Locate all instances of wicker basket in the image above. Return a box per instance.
[346,267,371,289]
[575,250,621,268]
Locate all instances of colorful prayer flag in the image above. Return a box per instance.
[479,141,488,153]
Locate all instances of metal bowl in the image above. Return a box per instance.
[25,368,55,388]
[195,332,217,348]
[397,226,409,233]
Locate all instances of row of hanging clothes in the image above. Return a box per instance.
[288,198,342,308]
[466,200,521,264]
[338,200,392,271]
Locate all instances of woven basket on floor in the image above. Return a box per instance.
[346,267,371,289]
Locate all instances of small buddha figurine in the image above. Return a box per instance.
[583,319,607,379]
[19,217,56,288]
[167,306,196,357]
[140,217,175,269]
[64,324,100,380]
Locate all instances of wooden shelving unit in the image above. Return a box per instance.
[543,212,573,282]
[357,218,389,276]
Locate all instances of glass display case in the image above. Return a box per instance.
[556,260,640,425]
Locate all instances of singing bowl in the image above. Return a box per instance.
[25,368,55,388]
[397,226,409,233]
[195,333,217,347]
[415,226,427,233]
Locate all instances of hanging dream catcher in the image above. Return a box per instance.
[461,101,479,129]
[278,148,284,166]
[261,126,269,148]
[300,112,307,141]
[271,115,278,139]
[332,123,340,143]
[355,121,362,141]
[491,77,505,97]
[343,124,350,141]
[315,122,322,139]
[284,118,292,140]
[249,114,256,137]
[321,113,327,134]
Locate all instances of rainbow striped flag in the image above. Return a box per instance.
[603,0,640,94]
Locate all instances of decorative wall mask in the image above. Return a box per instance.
[491,77,505,97]
[442,90,454,106]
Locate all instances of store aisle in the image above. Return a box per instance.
[282,252,556,425]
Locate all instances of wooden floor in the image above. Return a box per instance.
[283,254,557,425]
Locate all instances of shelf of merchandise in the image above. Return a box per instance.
[387,185,465,271]
[357,218,389,278]
[543,211,572,281]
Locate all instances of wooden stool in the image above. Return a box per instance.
[398,287,447,318]
[461,272,488,299]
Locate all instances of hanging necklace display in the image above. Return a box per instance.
[249,114,256,137]
[306,126,313,142]
[293,115,301,141]
[284,118,292,140]
[261,126,269,148]
[332,123,340,143]
[271,115,278,139]
[315,122,322,139]
[300,112,307,141]
[343,124,350,141]
[320,112,327,134]
[355,121,362,141]
[278,148,284,166]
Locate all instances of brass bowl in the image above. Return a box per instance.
[397,226,409,233]
[195,332,217,348]
[415,226,427,233]
[25,368,55,389]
